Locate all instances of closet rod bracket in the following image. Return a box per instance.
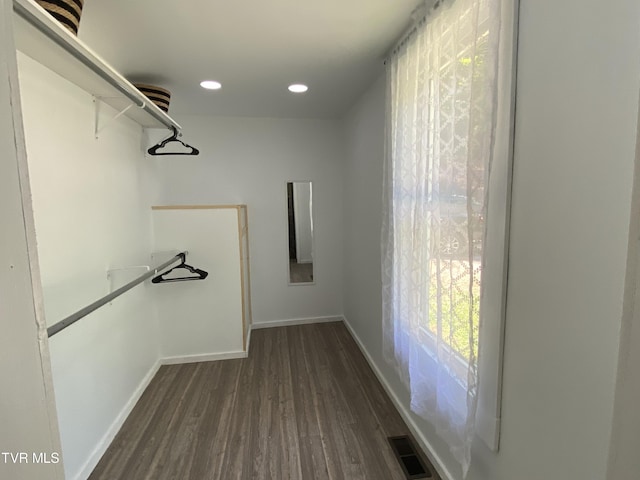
[93,96,146,139]
[106,265,150,305]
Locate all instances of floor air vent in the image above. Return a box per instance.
[388,436,432,479]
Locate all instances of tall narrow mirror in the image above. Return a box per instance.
[287,181,314,284]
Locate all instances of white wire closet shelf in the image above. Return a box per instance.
[12,0,182,132]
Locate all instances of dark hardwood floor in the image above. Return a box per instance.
[89,322,438,479]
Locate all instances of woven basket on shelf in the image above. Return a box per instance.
[36,0,84,35]
[134,84,171,113]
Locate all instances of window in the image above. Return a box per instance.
[382,0,516,474]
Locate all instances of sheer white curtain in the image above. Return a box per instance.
[382,0,501,474]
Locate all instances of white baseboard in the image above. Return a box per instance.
[161,350,248,365]
[73,359,162,480]
[342,316,455,480]
[78,317,437,480]
[251,315,344,330]
[74,346,250,479]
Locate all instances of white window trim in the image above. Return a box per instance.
[475,0,520,452]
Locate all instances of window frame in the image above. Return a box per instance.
[473,0,520,451]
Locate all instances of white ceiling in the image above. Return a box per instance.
[77,0,421,119]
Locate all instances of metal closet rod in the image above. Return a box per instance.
[13,0,181,132]
[47,252,188,338]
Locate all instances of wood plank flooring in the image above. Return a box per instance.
[89,322,438,479]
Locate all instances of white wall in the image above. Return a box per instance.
[606,104,640,479]
[152,207,245,360]
[0,2,64,477]
[342,74,461,478]
[155,115,344,324]
[342,0,640,477]
[18,53,162,480]
[487,0,639,478]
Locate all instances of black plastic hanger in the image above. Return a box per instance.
[152,254,208,283]
[148,127,200,156]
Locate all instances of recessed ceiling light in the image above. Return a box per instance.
[288,84,308,93]
[200,80,222,90]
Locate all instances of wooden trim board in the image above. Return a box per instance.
[237,206,247,350]
[243,206,253,346]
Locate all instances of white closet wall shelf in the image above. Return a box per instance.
[12,0,182,133]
